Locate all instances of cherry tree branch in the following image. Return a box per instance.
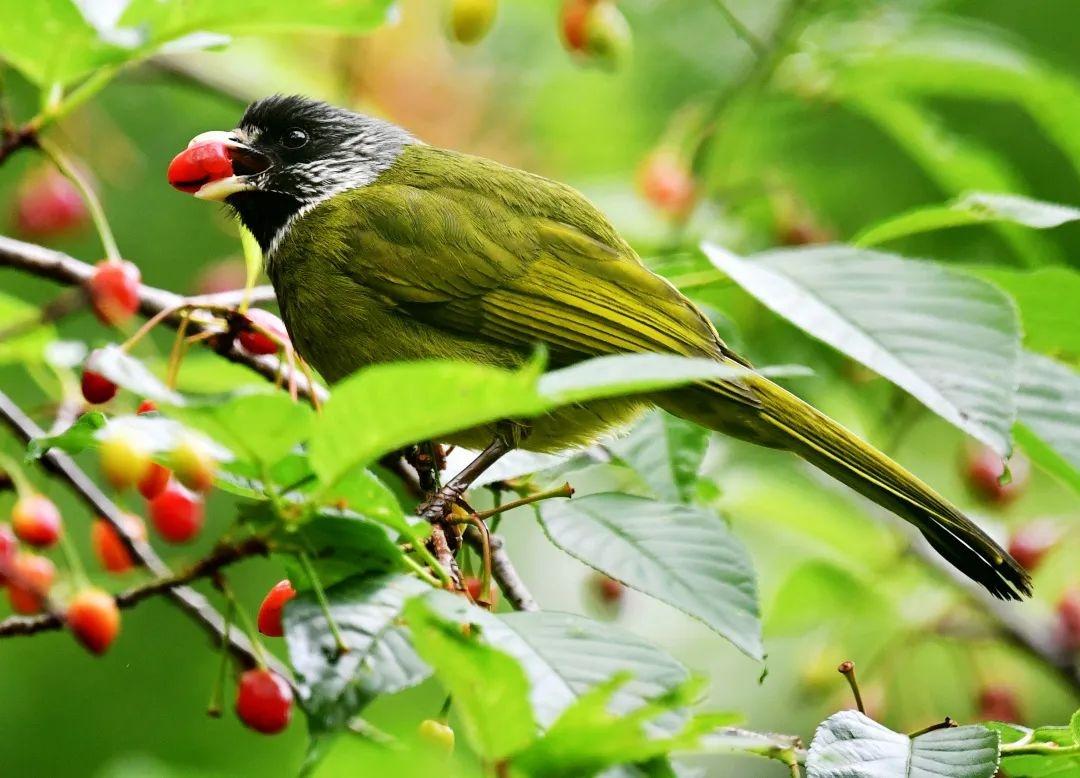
[0,535,269,638]
[0,389,288,676]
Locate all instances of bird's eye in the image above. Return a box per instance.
[282,128,308,149]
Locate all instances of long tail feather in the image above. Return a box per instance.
[667,380,1031,600]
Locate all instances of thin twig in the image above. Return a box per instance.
[837,660,865,714]
[712,0,767,58]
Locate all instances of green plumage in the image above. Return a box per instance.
[268,143,1030,600]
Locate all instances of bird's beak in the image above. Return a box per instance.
[167,130,272,201]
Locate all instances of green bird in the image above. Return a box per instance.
[167,95,1030,600]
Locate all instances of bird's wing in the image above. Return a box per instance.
[337,145,759,406]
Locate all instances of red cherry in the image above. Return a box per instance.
[1007,520,1059,572]
[11,494,62,548]
[99,433,151,491]
[560,0,593,52]
[236,669,293,734]
[594,573,623,604]
[1056,587,1080,651]
[148,482,204,543]
[137,461,171,501]
[88,259,141,326]
[13,168,88,238]
[136,400,158,415]
[257,579,298,637]
[639,151,696,219]
[237,308,289,356]
[81,368,117,405]
[66,587,121,655]
[91,514,145,574]
[464,576,497,607]
[976,684,1022,723]
[0,523,18,584]
[965,446,1030,505]
[7,553,56,614]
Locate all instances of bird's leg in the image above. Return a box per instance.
[416,434,515,525]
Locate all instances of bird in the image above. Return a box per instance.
[167,94,1030,601]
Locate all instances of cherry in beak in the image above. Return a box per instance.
[167,132,271,200]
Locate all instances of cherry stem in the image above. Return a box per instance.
[0,452,33,497]
[837,660,864,714]
[220,577,268,670]
[207,595,235,718]
[36,136,121,263]
[908,717,956,738]
[165,310,192,389]
[57,524,89,590]
[299,551,349,657]
[400,554,441,587]
[473,482,574,521]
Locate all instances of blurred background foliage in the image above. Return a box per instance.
[1,0,1080,775]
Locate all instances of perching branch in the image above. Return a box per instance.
[0,389,288,676]
[0,535,269,638]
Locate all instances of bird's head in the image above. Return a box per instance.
[167,95,412,253]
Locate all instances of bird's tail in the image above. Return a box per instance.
[663,380,1031,601]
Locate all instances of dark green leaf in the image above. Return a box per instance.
[538,493,762,659]
[284,573,430,732]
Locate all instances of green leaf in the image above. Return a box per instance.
[403,596,536,761]
[1015,352,1080,494]
[86,345,185,406]
[280,508,405,584]
[120,0,395,40]
[538,354,808,405]
[537,493,762,659]
[807,710,999,777]
[310,354,805,488]
[702,244,1022,456]
[26,411,106,460]
[0,0,130,86]
[309,358,547,487]
[0,292,56,365]
[608,411,710,503]
[284,573,431,732]
[512,676,737,778]
[423,595,691,732]
[766,561,894,639]
[855,192,1080,247]
[970,267,1080,358]
[168,389,312,466]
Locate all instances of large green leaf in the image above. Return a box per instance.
[971,267,1080,358]
[702,244,1022,456]
[855,193,1080,248]
[538,493,762,659]
[404,597,536,761]
[1014,352,1080,494]
[0,0,129,85]
[608,411,709,503]
[807,711,999,777]
[309,354,804,488]
[284,573,431,732]
[424,595,692,732]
